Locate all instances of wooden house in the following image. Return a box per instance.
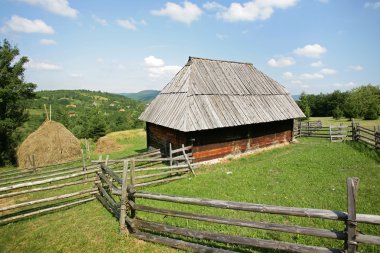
[139,57,305,162]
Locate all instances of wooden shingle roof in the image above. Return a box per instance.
[139,57,305,132]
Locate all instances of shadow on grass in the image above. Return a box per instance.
[345,141,380,163]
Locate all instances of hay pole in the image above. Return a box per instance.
[0,196,95,224]
[44,104,49,121]
[0,169,98,193]
[49,104,52,121]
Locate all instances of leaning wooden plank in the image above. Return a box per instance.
[101,164,122,185]
[96,183,118,209]
[135,175,188,188]
[135,164,190,172]
[0,169,98,193]
[0,188,97,212]
[97,171,120,194]
[0,196,95,224]
[95,193,118,217]
[182,144,195,176]
[171,145,193,155]
[356,234,380,246]
[134,192,348,221]
[135,220,341,253]
[357,134,375,142]
[133,231,235,253]
[0,178,96,199]
[135,204,346,240]
[135,168,189,180]
[357,138,376,147]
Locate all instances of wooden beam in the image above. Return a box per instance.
[0,188,96,212]
[134,192,349,221]
[135,204,346,240]
[0,178,95,199]
[135,220,341,253]
[0,197,95,224]
[133,231,235,253]
[0,169,98,193]
[119,160,129,234]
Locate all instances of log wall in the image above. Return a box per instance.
[146,120,293,162]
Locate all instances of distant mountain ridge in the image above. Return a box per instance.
[121,90,159,102]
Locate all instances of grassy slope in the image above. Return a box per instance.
[1,126,379,252]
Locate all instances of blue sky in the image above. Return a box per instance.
[1,0,379,94]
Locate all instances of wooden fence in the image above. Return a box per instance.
[0,167,97,224]
[352,123,380,149]
[294,119,379,149]
[115,177,379,253]
[94,145,196,233]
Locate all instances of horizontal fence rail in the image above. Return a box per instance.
[115,177,380,253]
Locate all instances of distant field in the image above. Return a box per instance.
[310,116,380,129]
[1,125,379,252]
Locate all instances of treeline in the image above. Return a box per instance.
[25,90,146,141]
[297,84,380,120]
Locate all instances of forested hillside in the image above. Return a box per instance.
[23,90,146,142]
[121,90,159,102]
[297,84,380,120]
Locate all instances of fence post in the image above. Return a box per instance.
[32,154,36,173]
[351,119,356,141]
[130,159,135,186]
[298,121,302,137]
[81,149,87,180]
[169,143,173,167]
[345,177,359,253]
[307,121,311,136]
[119,160,129,234]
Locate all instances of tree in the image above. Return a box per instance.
[0,39,36,165]
[332,106,344,119]
[344,84,380,119]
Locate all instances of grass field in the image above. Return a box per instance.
[310,116,380,129]
[0,123,379,252]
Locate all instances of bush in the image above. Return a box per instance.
[332,106,344,119]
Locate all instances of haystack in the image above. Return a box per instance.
[17,120,81,169]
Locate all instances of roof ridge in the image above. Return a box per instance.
[188,56,253,66]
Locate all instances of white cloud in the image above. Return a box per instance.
[92,15,108,26]
[349,65,363,71]
[144,56,165,67]
[151,1,203,25]
[70,73,83,78]
[117,19,137,30]
[217,0,298,22]
[282,71,294,80]
[310,60,323,68]
[97,58,104,63]
[144,56,181,78]
[267,56,295,67]
[333,81,355,87]
[365,2,380,9]
[294,44,327,58]
[203,1,226,10]
[1,15,54,34]
[148,65,182,78]
[216,33,228,40]
[116,64,126,70]
[320,68,336,75]
[26,60,62,70]
[40,39,56,45]
[292,80,302,84]
[299,72,324,80]
[17,0,78,18]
